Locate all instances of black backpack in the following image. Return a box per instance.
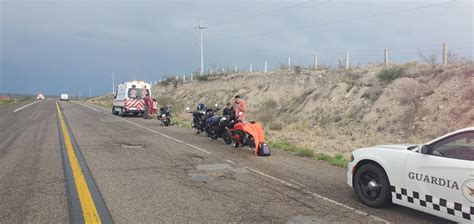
[257,143,271,156]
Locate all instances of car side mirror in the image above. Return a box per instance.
[420,145,429,154]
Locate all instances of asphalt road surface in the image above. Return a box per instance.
[0,99,452,223]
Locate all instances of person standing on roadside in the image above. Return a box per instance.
[234,95,247,122]
[143,93,150,119]
[151,98,157,117]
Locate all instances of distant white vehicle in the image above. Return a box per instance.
[112,81,151,116]
[60,94,69,101]
[347,127,474,223]
[36,93,45,100]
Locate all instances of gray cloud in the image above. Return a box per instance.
[1,0,472,95]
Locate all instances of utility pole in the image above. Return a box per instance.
[89,87,92,97]
[288,57,291,68]
[442,43,448,68]
[264,61,268,73]
[79,91,81,100]
[250,64,253,73]
[384,49,389,66]
[195,20,207,75]
[345,50,349,69]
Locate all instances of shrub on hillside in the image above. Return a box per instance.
[377,66,406,83]
[197,75,209,81]
[293,65,303,74]
[160,77,177,86]
[395,78,426,110]
[361,88,383,103]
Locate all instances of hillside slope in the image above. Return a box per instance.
[153,63,473,157]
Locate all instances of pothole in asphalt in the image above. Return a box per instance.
[120,143,143,149]
[190,154,205,162]
[188,173,211,182]
[196,163,248,173]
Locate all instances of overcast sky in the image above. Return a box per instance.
[0,0,472,96]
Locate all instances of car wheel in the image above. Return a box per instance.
[112,106,118,115]
[353,163,391,207]
[119,107,125,117]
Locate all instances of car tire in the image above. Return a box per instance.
[353,163,391,208]
[119,107,125,117]
[112,106,119,115]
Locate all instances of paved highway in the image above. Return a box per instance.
[0,99,451,223]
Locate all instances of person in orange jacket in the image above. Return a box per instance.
[234,95,247,122]
[150,97,157,117]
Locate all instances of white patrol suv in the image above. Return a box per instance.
[347,127,474,223]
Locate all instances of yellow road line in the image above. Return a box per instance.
[56,101,101,224]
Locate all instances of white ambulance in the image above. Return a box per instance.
[112,81,151,116]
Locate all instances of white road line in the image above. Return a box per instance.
[13,100,41,112]
[287,178,308,188]
[73,101,98,111]
[244,166,390,224]
[185,143,213,155]
[72,101,213,155]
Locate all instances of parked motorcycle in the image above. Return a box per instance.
[204,108,220,136]
[159,106,172,126]
[190,104,219,135]
[207,115,233,145]
[191,110,207,133]
[227,114,271,156]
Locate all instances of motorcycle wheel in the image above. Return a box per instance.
[165,118,170,126]
[223,131,232,145]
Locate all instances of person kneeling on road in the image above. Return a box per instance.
[223,103,235,120]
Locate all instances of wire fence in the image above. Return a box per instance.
[156,42,473,83]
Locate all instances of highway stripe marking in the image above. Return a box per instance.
[56,101,113,224]
[74,101,389,223]
[73,101,213,155]
[13,100,41,112]
[75,101,98,111]
[244,166,390,224]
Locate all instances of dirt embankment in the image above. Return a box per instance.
[89,63,474,158]
[153,63,474,157]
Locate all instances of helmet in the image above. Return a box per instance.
[197,103,207,111]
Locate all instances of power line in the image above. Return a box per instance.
[211,0,456,40]
[201,1,314,21]
[211,1,324,27]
